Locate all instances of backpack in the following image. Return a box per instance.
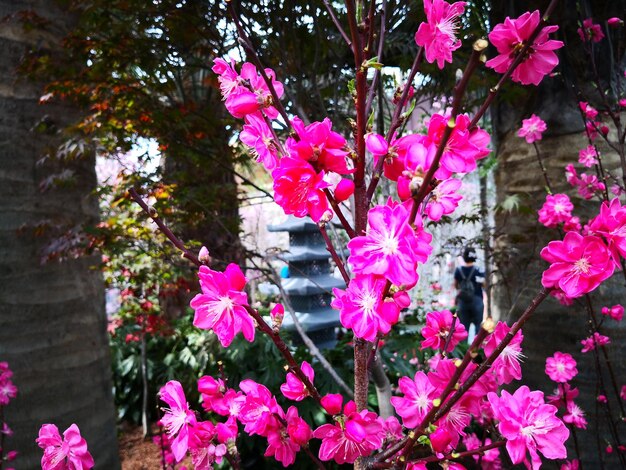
[458,267,476,302]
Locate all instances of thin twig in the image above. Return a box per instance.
[128,188,201,267]
[321,0,352,47]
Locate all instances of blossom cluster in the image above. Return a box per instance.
[137,2,626,469]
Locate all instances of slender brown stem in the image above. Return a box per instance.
[323,188,357,238]
[304,445,328,470]
[532,142,553,193]
[366,47,424,202]
[245,305,323,404]
[319,224,350,284]
[129,188,201,267]
[321,0,352,47]
[365,0,387,115]
[584,296,626,416]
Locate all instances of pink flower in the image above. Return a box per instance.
[578,172,606,199]
[213,61,284,119]
[547,383,579,407]
[550,288,575,306]
[581,332,610,353]
[563,401,587,429]
[538,194,574,228]
[565,164,579,185]
[348,199,431,287]
[414,0,466,69]
[422,114,490,176]
[578,145,598,167]
[540,232,615,298]
[601,304,624,321]
[280,361,314,401]
[545,352,578,383]
[562,460,580,470]
[366,132,420,181]
[313,401,384,464]
[0,378,17,406]
[464,433,502,470]
[488,386,569,469]
[577,18,605,43]
[159,381,197,462]
[332,275,401,341]
[621,385,626,401]
[188,421,227,470]
[518,114,547,143]
[286,406,312,446]
[564,216,582,233]
[197,375,228,414]
[390,371,438,428]
[425,178,463,221]
[272,158,332,222]
[579,101,598,119]
[37,423,95,470]
[483,321,524,385]
[486,11,564,85]
[587,198,626,263]
[240,113,279,170]
[190,264,254,348]
[421,309,468,352]
[238,380,284,438]
[264,429,299,467]
[286,117,351,175]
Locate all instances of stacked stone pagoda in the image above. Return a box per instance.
[268,216,345,349]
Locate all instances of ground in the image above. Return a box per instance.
[119,424,192,469]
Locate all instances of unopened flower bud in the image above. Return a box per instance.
[334,179,355,202]
[271,304,284,331]
[597,394,608,403]
[429,427,452,453]
[321,393,343,415]
[198,246,211,264]
[608,17,623,28]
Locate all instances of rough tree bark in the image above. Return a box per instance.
[0,1,119,468]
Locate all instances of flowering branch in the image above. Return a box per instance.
[128,188,201,267]
[469,0,561,130]
[226,1,293,129]
[366,47,424,202]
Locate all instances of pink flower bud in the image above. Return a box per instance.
[6,450,18,461]
[224,264,247,291]
[597,394,608,403]
[397,177,411,201]
[429,427,452,453]
[608,17,623,27]
[620,99,626,108]
[270,304,284,330]
[321,393,343,415]
[198,246,210,264]
[334,179,355,202]
[606,445,613,454]
[601,125,610,136]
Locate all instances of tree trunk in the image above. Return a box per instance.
[0,1,119,468]
[491,2,626,467]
